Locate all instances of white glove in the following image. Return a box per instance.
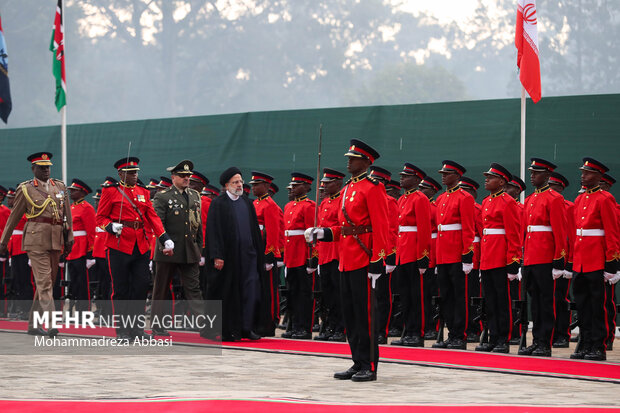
[508,272,519,281]
[419,268,426,275]
[609,272,620,285]
[284,267,287,279]
[306,267,316,274]
[149,261,153,272]
[304,227,324,243]
[58,262,64,268]
[434,267,438,275]
[86,259,96,269]
[28,259,32,267]
[0,257,6,262]
[112,222,123,235]
[277,260,284,268]
[462,263,473,274]
[368,272,381,288]
[604,271,615,281]
[265,263,274,272]
[8,258,11,266]
[563,270,573,279]
[552,269,564,279]
[199,257,205,267]
[386,264,396,274]
[164,240,175,250]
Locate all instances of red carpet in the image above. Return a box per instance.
[2,319,619,383]
[0,398,618,413]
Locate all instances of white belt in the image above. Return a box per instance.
[527,225,552,232]
[576,228,605,236]
[437,223,462,232]
[73,230,87,237]
[483,228,506,235]
[473,236,480,243]
[96,227,106,233]
[285,230,304,236]
[259,225,264,231]
[399,226,417,233]
[12,230,23,235]
[431,232,437,239]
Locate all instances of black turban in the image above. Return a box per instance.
[219,166,242,187]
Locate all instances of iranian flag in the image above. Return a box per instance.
[515,0,541,103]
[50,0,65,111]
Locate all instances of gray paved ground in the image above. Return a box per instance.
[0,330,619,406]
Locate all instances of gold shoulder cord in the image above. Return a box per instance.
[21,185,60,221]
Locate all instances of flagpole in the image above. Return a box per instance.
[520,86,526,203]
[60,0,67,184]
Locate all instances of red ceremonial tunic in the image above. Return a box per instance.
[435,186,476,265]
[564,199,576,266]
[0,205,10,241]
[96,183,166,255]
[283,195,316,268]
[66,199,96,260]
[327,173,390,272]
[572,187,620,273]
[396,189,431,265]
[8,215,27,256]
[480,191,521,270]
[428,200,438,268]
[254,194,283,259]
[521,186,567,266]
[92,227,107,258]
[473,203,483,270]
[200,195,212,249]
[276,201,285,259]
[387,195,399,261]
[318,192,342,265]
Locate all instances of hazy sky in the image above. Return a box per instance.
[394,0,480,23]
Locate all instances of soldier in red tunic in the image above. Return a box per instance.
[282,172,317,339]
[391,163,431,348]
[599,173,619,350]
[368,166,397,345]
[419,177,441,340]
[570,158,619,361]
[250,171,283,337]
[475,164,521,353]
[432,160,476,350]
[314,168,346,342]
[66,179,96,312]
[547,172,575,349]
[306,139,389,382]
[95,157,174,340]
[518,158,567,357]
[458,176,483,343]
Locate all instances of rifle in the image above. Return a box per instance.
[432,295,444,344]
[471,296,488,344]
[517,282,529,351]
[117,141,132,246]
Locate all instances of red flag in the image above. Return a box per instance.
[515,0,541,103]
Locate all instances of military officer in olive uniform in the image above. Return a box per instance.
[0,152,73,336]
[150,160,204,336]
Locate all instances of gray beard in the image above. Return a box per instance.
[230,188,243,197]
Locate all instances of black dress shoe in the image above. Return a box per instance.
[351,370,377,382]
[152,327,170,337]
[402,335,424,347]
[388,328,403,338]
[377,335,387,344]
[532,344,551,357]
[334,366,359,380]
[312,324,320,332]
[584,348,606,361]
[27,327,49,336]
[492,342,509,353]
[117,332,132,341]
[48,328,59,337]
[391,337,405,346]
[292,330,312,339]
[475,342,495,352]
[518,343,538,356]
[432,340,448,349]
[221,334,241,342]
[446,338,466,350]
[552,337,569,348]
[314,330,333,341]
[570,349,586,359]
[328,331,346,342]
[281,330,294,339]
[242,331,261,340]
[423,331,438,340]
[509,337,521,345]
[132,330,153,340]
[466,333,480,343]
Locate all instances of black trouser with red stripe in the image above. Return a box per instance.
[481,267,512,345]
[423,267,438,333]
[437,262,468,341]
[12,253,33,313]
[257,265,279,336]
[509,279,522,338]
[320,260,344,333]
[573,270,607,352]
[287,265,314,333]
[398,261,425,338]
[375,267,392,338]
[553,276,572,343]
[340,267,378,373]
[68,257,91,312]
[108,244,151,336]
[605,282,617,345]
[93,257,112,317]
[467,269,482,337]
[523,263,555,347]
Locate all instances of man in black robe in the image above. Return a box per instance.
[204,167,264,341]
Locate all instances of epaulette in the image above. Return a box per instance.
[344,179,352,186]
[109,182,120,188]
[366,175,380,185]
[18,180,30,188]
